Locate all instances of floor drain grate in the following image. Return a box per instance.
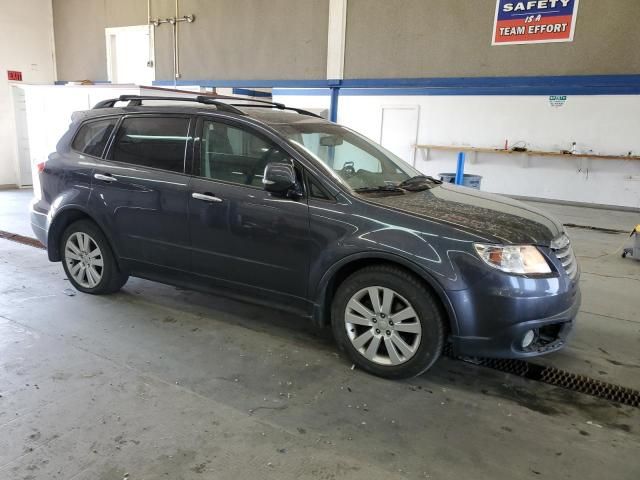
[0,230,45,250]
[446,346,640,408]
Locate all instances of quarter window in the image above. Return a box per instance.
[72,118,118,157]
[200,120,292,187]
[308,175,332,201]
[109,116,190,173]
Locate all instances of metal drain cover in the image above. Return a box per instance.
[450,347,640,408]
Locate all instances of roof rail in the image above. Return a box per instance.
[92,95,246,115]
[91,94,322,119]
[229,103,323,119]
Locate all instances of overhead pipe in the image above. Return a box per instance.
[146,0,154,68]
[149,0,195,86]
[175,0,180,81]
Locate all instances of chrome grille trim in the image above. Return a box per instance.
[551,234,578,280]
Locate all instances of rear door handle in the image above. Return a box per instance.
[192,192,223,203]
[94,173,117,183]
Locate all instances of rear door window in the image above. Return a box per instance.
[109,116,190,173]
[72,117,118,157]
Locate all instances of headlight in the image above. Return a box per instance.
[474,244,551,275]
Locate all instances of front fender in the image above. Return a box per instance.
[311,250,460,335]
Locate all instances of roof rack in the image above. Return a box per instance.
[229,103,323,119]
[92,95,246,115]
[92,94,322,118]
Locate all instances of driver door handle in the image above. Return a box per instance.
[192,192,223,203]
[94,173,117,183]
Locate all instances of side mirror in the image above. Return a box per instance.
[262,162,299,197]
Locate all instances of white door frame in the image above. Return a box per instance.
[105,25,155,84]
[380,105,421,167]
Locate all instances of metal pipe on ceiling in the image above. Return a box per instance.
[148,0,195,87]
[147,0,154,68]
[175,0,180,81]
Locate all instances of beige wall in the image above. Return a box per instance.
[53,0,640,82]
[345,0,640,79]
[53,0,329,82]
[55,0,102,81]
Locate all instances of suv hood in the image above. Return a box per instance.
[363,183,563,245]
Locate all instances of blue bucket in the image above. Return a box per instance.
[439,173,482,190]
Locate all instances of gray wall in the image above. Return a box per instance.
[53,0,328,82]
[53,0,148,81]
[53,0,640,82]
[345,0,640,78]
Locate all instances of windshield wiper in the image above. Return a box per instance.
[354,176,442,195]
[397,175,442,191]
[398,175,442,187]
[354,185,406,194]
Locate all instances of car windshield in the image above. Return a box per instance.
[270,120,425,193]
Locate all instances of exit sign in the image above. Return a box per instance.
[7,70,22,81]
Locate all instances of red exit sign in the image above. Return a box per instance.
[7,70,23,81]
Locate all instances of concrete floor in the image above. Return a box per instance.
[0,188,34,237]
[0,188,639,479]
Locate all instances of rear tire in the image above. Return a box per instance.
[60,219,128,294]
[331,265,445,379]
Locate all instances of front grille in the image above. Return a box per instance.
[551,234,578,280]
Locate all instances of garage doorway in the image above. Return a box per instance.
[379,105,420,166]
[105,25,155,85]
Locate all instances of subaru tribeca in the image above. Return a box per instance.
[30,95,580,379]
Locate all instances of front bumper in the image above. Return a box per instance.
[449,288,580,358]
[446,268,581,359]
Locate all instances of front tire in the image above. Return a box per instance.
[60,219,128,294]
[331,265,445,379]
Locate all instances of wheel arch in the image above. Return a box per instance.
[312,252,459,335]
[47,207,119,264]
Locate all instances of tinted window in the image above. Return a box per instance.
[308,175,332,200]
[72,118,118,157]
[110,116,190,173]
[200,120,292,187]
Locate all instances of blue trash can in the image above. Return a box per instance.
[438,173,482,190]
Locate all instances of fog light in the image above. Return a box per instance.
[522,330,536,349]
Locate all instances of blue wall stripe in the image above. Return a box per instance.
[231,87,272,98]
[153,75,640,96]
[152,75,640,95]
[273,86,640,96]
[273,88,330,96]
[339,75,640,88]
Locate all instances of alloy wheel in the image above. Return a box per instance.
[344,286,422,366]
[64,232,104,288]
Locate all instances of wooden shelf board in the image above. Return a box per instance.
[415,144,640,161]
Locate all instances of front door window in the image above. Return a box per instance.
[200,120,293,187]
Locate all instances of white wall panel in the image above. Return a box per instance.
[13,85,141,187]
[0,0,57,186]
[274,91,640,208]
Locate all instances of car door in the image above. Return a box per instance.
[90,114,194,272]
[188,116,311,306]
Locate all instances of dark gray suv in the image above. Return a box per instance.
[30,95,580,379]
